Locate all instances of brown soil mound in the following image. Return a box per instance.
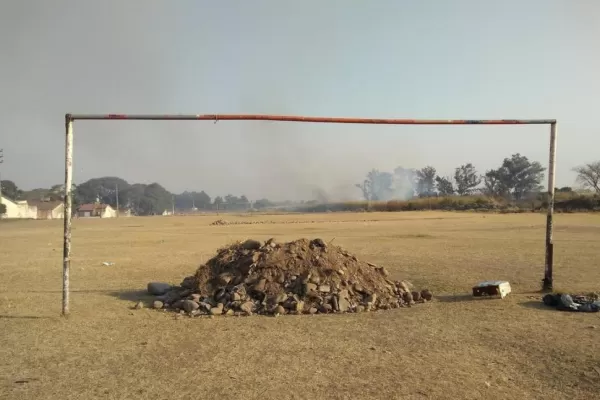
[149,238,432,316]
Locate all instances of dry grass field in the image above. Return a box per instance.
[1,211,600,399]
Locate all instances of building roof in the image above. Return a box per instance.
[78,203,110,211]
[29,200,63,211]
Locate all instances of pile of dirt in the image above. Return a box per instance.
[210,219,230,226]
[147,238,432,316]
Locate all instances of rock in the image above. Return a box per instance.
[190,293,201,302]
[319,304,333,313]
[147,282,172,296]
[274,305,286,315]
[152,300,164,310]
[266,238,277,248]
[399,280,414,292]
[241,239,262,250]
[216,273,233,286]
[231,292,241,302]
[295,301,305,313]
[210,307,223,316]
[353,284,366,294]
[338,297,351,312]
[240,301,254,315]
[412,291,422,302]
[421,289,433,301]
[318,284,331,293]
[331,296,339,311]
[134,301,144,310]
[356,305,365,313]
[199,302,212,312]
[183,300,199,313]
[403,291,414,304]
[253,278,267,292]
[338,289,350,299]
[378,267,390,277]
[305,283,318,293]
[308,307,318,314]
[309,275,321,285]
[171,300,185,310]
[225,309,234,316]
[310,238,327,248]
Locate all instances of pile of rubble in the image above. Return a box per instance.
[146,238,432,316]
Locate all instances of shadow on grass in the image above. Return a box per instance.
[519,301,554,311]
[109,290,151,302]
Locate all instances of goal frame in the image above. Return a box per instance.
[62,113,558,316]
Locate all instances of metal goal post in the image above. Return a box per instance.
[62,114,557,316]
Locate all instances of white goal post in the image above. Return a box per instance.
[62,114,557,316]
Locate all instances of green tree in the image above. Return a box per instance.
[454,163,481,195]
[435,176,454,196]
[484,154,545,199]
[0,180,22,200]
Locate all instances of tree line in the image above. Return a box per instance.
[356,153,561,201]
[0,177,275,216]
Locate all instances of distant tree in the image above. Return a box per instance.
[213,196,224,207]
[415,166,437,197]
[484,154,545,199]
[0,180,22,200]
[392,166,417,199]
[254,198,274,209]
[555,187,573,193]
[356,169,394,201]
[435,176,454,196]
[573,161,600,193]
[454,163,481,195]
[76,177,130,206]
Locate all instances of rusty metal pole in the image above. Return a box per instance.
[543,122,557,291]
[62,114,74,316]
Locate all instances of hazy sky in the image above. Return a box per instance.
[1,0,598,201]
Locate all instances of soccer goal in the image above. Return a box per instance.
[61,114,557,316]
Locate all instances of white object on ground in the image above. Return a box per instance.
[472,281,512,299]
[102,262,115,266]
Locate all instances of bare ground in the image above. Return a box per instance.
[1,212,599,400]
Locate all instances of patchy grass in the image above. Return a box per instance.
[1,212,600,399]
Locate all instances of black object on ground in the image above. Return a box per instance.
[542,293,600,312]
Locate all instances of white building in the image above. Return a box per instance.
[0,195,38,219]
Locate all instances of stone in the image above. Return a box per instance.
[353,284,366,294]
[338,289,350,300]
[305,283,318,293]
[266,238,277,248]
[295,301,305,313]
[319,304,333,313]
[338,297,351,312]
[318,284,331,293]
[253,278,267,292]
[412,291,422,302]
[231,292,241,302]
[134,301,144,310]
[308,307,318,314]
[242,239,262,250]
[378,267,390,277]
[331,296,339,311]
[240,301,254,315]
[421,289,433,301]
[216,273,233,286]
[190,293,201,302]
[171,300,185,310]
[356,305,365,313]
[199,302,212,312]
[225,309,235,316]
[152,300,164,310]
[147,282,172,296]
[183,300,199,313]
[309,275,321,285]
[399,280,414,292]
[403,291,414,304]
[310,238,327,248]
[210,305,223,316]
[274,305,286,315]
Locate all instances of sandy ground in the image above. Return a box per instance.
[1,211,599,399]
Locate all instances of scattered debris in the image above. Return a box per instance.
[542,293,600,312]
[472,281,512,299]
[101,261,115,266]
[134,301,144,310]
[146,238,432,317]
